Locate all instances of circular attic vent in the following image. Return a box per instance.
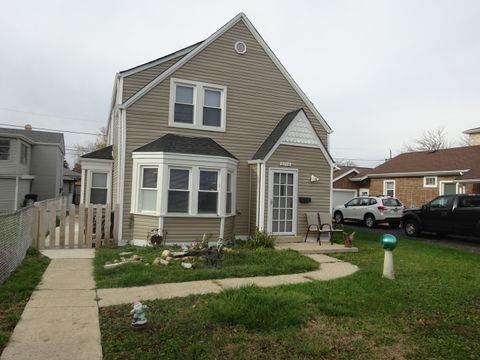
[234,41,247,54]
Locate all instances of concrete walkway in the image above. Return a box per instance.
[0,249,102,360]
[97,254,359,307]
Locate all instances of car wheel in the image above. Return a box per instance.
[389,221,400,229]
[334,211,344,224]
[364,214,376,228]
[404,219,420,237]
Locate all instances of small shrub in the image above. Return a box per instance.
[206,285,308,331]
[245,229,275,249]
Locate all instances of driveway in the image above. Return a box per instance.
[343,222,480,253]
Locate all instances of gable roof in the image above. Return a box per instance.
[81,145,113,160]
[351,145,480,180]
[63,168,81,181]
[252,109,302,160]
[119,13,332,134]
[463,127,480,134]
[333,166,372,182]
[119,40,204,77]
[133,133,237,159]
[0,127,64,147]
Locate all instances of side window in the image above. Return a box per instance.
[346,198,360,207]
[369,198,377,205]
[359,198,370,206]
[459,196,480,208]
[0,139,10,160]
[429,196,451,209]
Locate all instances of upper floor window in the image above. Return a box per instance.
[169,78,226,132]
[0,139,10,160]
[20,143,28,165]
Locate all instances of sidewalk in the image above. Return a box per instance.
[97,254,359,307]
[0,250,102,360]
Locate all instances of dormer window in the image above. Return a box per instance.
[169,78,226,132]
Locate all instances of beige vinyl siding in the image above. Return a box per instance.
[164,217,220,242]
[121,20,330,240]
[132,214,158,240]
[266,144,331,236]
[224,216,235,241]
[122,56,184,102]
[249,164,258,235]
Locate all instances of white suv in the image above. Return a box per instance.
[333,196,404,228]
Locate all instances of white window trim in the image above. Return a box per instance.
[168,78,227,132]
[359,188,370,196]
[383,180,396,197]
[80,159,113,205]
[131,152,238,217]
[423,176,438,188]
[167,167,191,215]
[138,166,159,214]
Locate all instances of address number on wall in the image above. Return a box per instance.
[279,162,292,167]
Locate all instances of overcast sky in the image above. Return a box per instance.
[1,0,479,167]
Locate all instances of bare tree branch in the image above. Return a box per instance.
[402,127,450,152]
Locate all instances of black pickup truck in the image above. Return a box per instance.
[401,194,480,237]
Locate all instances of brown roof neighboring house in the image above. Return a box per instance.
[351,145,480,182]
[333,165,371,181]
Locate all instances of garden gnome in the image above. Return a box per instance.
[380,234,397,280]
[130,300,148,329]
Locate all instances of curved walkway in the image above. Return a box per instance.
[97,254,359,307]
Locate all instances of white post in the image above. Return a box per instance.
[383,250,395,280]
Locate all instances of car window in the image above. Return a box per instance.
[359,198,370,206]
[429,196,451,209]
[369,198,377,205]
[382,198,401,207]
[459,196,480,208]
[346,198,360,207]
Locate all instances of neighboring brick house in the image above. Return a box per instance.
[332,166,371,208]
[350,143,480,208]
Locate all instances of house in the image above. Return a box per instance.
[332,165,371,208]
[0,125,65,211]
[79,13,334,244]
[62,167,81,204]
[349,142,480,208]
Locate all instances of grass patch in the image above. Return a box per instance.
[99,229,480,359]
[0,248,50,352]
[94,245,318,288]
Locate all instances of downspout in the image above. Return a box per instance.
[256,163,260,229]
[14,176,19,210]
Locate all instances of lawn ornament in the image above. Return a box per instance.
[380,234,397,280]
[130,300,148,329]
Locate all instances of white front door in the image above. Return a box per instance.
[268,169,298,235]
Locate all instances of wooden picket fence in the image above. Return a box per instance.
[31,197,120,249]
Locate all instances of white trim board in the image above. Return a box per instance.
[333,168,361,183]
[119,13,332,134]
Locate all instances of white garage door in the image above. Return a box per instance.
[332,190,357,210]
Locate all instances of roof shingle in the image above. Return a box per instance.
[81,145,113,160]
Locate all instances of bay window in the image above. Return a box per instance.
[226,172,233,214]
[90,172,108,204]
[198,170,218,214]
[168,169,190,213]
[169,78,226,131]
[139,167,158,212]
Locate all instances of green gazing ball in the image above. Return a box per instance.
[380,234,397,251]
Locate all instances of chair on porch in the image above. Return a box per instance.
[318,212,344,245]
[304,212,322,242]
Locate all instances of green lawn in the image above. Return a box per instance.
[99,229,480,360]
[94,245,319,288]
[0,248,50,353]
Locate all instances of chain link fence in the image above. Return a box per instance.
[0,206,34,284]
